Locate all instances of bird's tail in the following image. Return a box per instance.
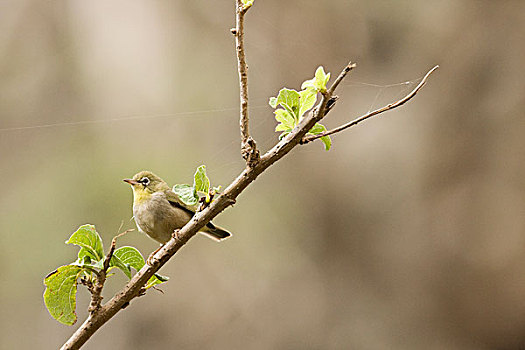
[200,222,232,241]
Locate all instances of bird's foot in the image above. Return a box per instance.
[146,245,163,266]
[172,229,181,240]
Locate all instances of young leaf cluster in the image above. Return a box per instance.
[172,165,221,206]
[241,0,254,8]
[269,66,332,150]
[43,225,168,326]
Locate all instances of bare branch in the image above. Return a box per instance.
[303,65,439,144]
[327,61,357,95]
[233,0,259,166]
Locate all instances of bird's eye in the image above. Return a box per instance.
[140,177,150,186]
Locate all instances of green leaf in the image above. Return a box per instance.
[277,89,300,109]
[113,246,145,272]
[298,88,317,118]
[43,265,83,326]
[270,88,300,119]
[301,66,331,93]
[274,109,295,132]
[113,246,168,288]
[66,225,104,261]
[193,165,210,194]
[145,275,168,289]
[109,254,131,279]
[281,102,298,121]
[174,165,219,206]
[315,66,330,88]
[275,124,292,132]
[301,79,316,91]
[308,122,325,134]
[307,123,332,151]
[150,273,170,287]
[173,184,199,206]
[320,135,332,151]
[269,70,332,149]
[241,0,254,7]
[76,248,93,265]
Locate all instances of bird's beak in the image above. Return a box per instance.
[123,179,140,185]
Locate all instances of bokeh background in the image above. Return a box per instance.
[1,1,525,349]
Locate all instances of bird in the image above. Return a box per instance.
[124,170,232,244]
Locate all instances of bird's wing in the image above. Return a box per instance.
[164,189,197,216]
[164,189,218,230]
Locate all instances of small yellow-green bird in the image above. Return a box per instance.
[124,171,232,243]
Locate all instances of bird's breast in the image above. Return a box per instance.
[132,193,183,244]
[132,188,152,205]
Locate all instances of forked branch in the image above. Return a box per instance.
[88,229,133,314]
[302,65,439,144]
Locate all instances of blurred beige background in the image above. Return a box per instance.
[1,1,525,349]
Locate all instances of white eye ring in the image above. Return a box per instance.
[140,177,150,186]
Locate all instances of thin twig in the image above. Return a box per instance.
[233,0,259,166]
[88,229,134,314]
[327,62,357,95]
[103,229,134,272]
[303,65,439,143]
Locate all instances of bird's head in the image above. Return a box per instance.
[124,171,168,204]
